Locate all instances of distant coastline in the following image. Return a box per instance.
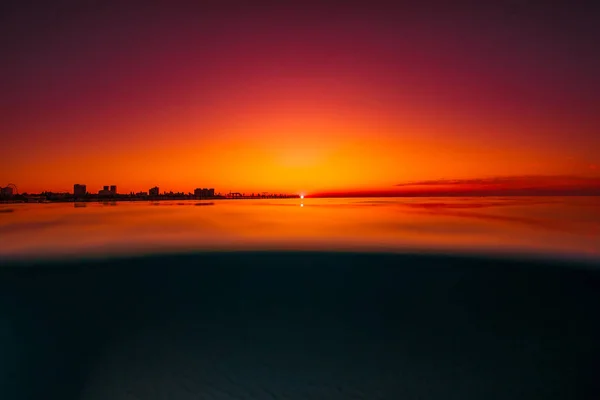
[309,190,600,198]
[0,193,300,204]
[2,193,600,204]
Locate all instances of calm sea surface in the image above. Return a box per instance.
[1,196,599,262]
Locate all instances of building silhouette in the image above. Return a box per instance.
[194,188,215,198]
[99,185,117,196]
[149,187,159,196]
[73,184,86,197]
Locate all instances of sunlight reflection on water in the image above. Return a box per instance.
[1,197,599,261]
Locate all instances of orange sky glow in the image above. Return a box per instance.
[2,2,599,196]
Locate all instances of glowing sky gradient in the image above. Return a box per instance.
[2,1,599,195]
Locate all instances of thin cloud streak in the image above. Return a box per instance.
[310,175,600,198]
[395,175,600,187]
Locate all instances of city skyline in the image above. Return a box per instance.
[0,181,300,199]
[2,173,600,198]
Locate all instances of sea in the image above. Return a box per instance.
[1,197,599,399]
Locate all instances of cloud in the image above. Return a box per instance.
[395,175,600,187]
[310,175,600,198]
[390,175,600,197]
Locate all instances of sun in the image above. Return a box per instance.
[300,194,304,199]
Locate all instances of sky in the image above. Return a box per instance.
[2,1,599,195]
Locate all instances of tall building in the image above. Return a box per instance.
[73,184,86,197]
[99,185,115,196]
[194,188,215,198]
[149,187,159,196]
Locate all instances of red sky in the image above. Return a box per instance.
[2,1,599,195]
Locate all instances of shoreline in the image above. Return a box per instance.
[0,196,300,204]
[3,194,600,204]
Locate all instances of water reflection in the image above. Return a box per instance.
[0,197,599,261]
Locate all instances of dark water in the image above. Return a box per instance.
[1,252,599,399]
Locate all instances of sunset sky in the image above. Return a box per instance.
[2,1,599,195]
